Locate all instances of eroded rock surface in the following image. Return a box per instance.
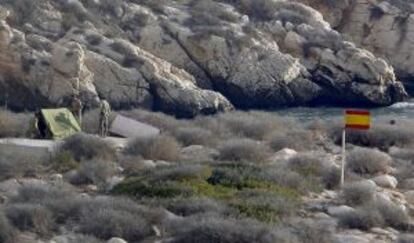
[0,1,408,117]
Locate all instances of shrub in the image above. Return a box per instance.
[261,168,312,193]
[231,189,300,222]
[216,111,290,140]
[338,206,384,230]
[331,124,414,151]
[51,151,79,173]
[292,219,336,243]
[112,178,192,199]
[293,219,335,243]
[0,154,40,181]
[61,133,116,161]
[167,215,281,243]
[218,139,270,162]
[125,135,181,161]
[52,234,103,243]
[166,197,230,216]
[76,196,163,227]
[0,212,16,243]
[322,166,341,190]
[207,164,313,194]
[339,199,409,230]
[122,54,144,68]
[70,159,117,188]
[5,204,54,237]
[375,199,409,229]
[398,234,414,243]
[78,208,153,241]
[389,148,414,162]
[269,129,314,152]
[288,152,330,178]
[118,154,145,175]
[342,181,376,206]
[173,127,216,147]
[85,33,103,46]
[113,164,214,199]
[347,148,391,175]
[0,109,31,138]
[142,164,212,182]
[287,152,340,192]
[9,183,81,223]
[11,183,75,205]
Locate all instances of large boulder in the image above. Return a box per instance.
[371,175,398,189]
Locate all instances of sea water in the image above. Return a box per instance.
[273,99,414,122]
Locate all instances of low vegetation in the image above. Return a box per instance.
[61,133,116,162]
[0,109,31,138]
[218,138,270,162]
[342,181,376,206]
[338,198,409,230]
[1,108,414,241]
[125,134,181,161]
[347,147,391,175]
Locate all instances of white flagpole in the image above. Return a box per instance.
[341,128,346,187]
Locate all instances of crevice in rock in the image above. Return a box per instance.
[160,23,218,90]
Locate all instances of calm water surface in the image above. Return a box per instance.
[273,99,414,122]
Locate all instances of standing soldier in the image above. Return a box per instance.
[71,94,83,126]
[99,99,111,137]
[27,111,40,139]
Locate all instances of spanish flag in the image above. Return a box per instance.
[345,110,371,130]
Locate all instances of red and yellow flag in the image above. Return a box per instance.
[345,110,371,130]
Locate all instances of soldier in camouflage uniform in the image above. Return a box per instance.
[71,94,83,126]
[99,99,111,137]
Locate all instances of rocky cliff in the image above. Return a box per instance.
[301,0,414,92]
[0,0,408,117]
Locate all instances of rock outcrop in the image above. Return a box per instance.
[0,0,408,117]
[301,0,414,91]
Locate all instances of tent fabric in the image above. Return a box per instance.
[40,108,81,140]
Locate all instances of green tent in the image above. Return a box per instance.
[40,108,81,140]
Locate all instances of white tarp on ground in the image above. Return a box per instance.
[109,115,160,138]
[0,138,60,162]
